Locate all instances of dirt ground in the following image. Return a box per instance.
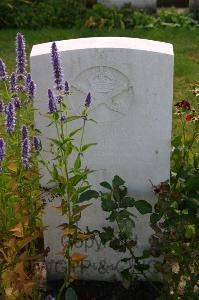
[47,280,162,300]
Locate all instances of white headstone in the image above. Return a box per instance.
[190,0,199,11]
[98,0,157,11]
[30,37,173,281]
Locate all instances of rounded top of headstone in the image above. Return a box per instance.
[31,37,173,57]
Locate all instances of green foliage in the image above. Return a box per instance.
[0,34,44,299]
[84,5,198,30]
[79,189,99,202]
[149,90,199,299]
[97,175,151,282]
[0,1,198,30]
[0,0,88,29]
[42,45,98,300]
[157,8,198,28]
[65,287,78,300]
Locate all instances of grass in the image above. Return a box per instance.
[0,27,199,133]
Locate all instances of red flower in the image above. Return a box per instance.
[175,100,190,109]
[153,182,165,195]
[185,114,193,122]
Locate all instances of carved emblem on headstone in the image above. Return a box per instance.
[71,66,134,122]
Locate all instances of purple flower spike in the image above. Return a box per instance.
[26,73,32,89]
[0,138,6,162]
[85,92,91,107]
[16,32,26,75]
[48,89,57,114]
[5,102,16,133]
[0,99,4,112]
[56,95,64,103]
[12,96,22,109]
[51,42,64,91]
[28,80,36,100]
[33,136,41,152]
[21,137,30,169]
[0,59,6,81]
[21,125,28,141]
[60,115,67,122]
[9,73,17,93]
[64,81,69,94]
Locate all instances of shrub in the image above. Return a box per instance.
[0,32,44,299]
[0,1,198,29]
[150,91,199,299]
[0,0,87,29]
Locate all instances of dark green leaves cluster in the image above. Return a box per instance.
[98,175,151,281]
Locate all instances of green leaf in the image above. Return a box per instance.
[76,185,91,194]
[66,116,82,122]
[100,181,112,190]
[120,197,135,208]
[99,227,114,244]
[101,199,117,212]
[69,128,82,138]
[79,190,99,202]
[48,138,62,147]
[69,174,86,186]
[117,209,131,220]
[113,189,120,201]
[109,211,118,222]
[110,238,126,252]
[135,200,152,214]
[74,154,81,170]
[65,287,78,300]
[88,118,97,124]
[112,175,125,187]
[52,164,59,180]
[172,136,182,147]
[81,143,97,152]
[186,176,199,190]
[150,213,162,224]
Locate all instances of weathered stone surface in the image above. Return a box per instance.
[30,37,173,280]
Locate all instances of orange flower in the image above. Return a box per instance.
[185,114,193,122]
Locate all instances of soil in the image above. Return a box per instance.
[47,280,162,300]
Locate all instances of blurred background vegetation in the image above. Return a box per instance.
[0,0,198,29]
[0,0,198,136]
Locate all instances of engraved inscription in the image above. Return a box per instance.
[70,66,134,122]
[89,66,115,94]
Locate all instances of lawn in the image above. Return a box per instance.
[0,27,199,132]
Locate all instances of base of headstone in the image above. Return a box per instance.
[43,193,157,281]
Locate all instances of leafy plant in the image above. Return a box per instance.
[40,42,98,300]
[149,90,199,299]
[97,175,152,282]
[157,8,198,28]
[0,33,44,299]
[0,1,198,30]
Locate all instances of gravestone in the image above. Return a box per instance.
[30,37,173,280]
[98,0,157,11]
[189,0,199,11]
